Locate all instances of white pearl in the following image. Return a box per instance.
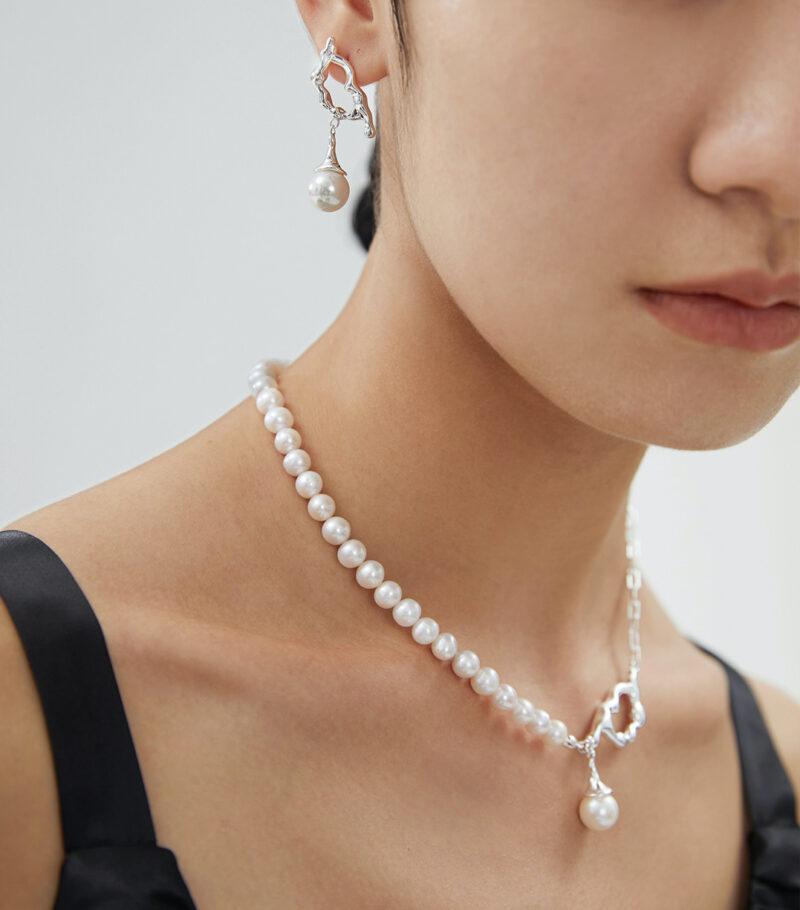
[295,470,322,498]
[264,406,294,433]
[356,560,385,589]
[493,683,517,711]
[322,516,350,545]
[548,719,568,745]
[283,448,311,476]
[374,581,402,609]
[308,493,335,521]
[531,708,551,735]
[431,632,458,660]
[256,386,283,413]
[451,650,480,678]
[337,538,366,568]
[512,697,535,726]
[249,373,274,396]
[393,598,421,627]
[579,794,619,830]
[470,666,500,695]
[274,427,301,454]
[308,169,350,212]
[411,617,439,645]
[248,363,275,382]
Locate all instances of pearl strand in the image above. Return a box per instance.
[247,357,645,831]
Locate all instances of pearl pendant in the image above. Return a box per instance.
[576,669,644,830]
[308,167,350,212]
[578,779,619,831]
[308,122,350,213]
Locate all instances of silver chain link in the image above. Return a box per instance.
[560,503,642,753]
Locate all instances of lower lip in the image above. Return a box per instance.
[637,289,800,352]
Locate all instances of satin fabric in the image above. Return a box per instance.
[693,640,800,909]
[54,844,196,909]
[0,529,198,908]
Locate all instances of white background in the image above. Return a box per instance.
[1,2,798,700]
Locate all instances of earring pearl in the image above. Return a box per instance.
[308,168,350,213]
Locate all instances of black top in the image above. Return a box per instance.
[0,529,798,909]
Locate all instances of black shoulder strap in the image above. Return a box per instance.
[690,638,800,904]
[0,529,158,853]
[690,638,797,830]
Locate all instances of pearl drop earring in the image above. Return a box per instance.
[308,36,376,213]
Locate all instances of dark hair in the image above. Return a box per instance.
[352,0,411,252]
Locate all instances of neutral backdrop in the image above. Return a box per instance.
[1,2,798,701]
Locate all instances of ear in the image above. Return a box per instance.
[295,0,389,87]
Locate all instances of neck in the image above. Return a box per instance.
[250,224,653,697]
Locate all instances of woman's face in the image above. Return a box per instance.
[386,0,800,449]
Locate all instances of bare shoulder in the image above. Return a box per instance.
[0,472,158,907]
[745,673,800,826]
[0,397,271,904]
[0,397,267,613]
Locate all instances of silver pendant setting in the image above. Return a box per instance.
[576,668,646,830]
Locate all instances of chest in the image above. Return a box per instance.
[112,622,751,910]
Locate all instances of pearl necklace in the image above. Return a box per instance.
[247,357,647,831]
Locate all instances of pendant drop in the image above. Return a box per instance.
[308,126,350,213]
[578,777,619,831]
[576,669,646,831]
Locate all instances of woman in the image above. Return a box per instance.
[1,0,799,906]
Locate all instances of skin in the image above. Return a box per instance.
[271,0,800,685]
[1,0,799,906]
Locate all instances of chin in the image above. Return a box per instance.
[574,398,785,451]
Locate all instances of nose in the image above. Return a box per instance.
[687,9,800,223]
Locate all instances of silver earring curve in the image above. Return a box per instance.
[308,36,376,213]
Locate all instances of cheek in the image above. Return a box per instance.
[400,1,800,448]
[403,13,655,412]
[407,2,682,301]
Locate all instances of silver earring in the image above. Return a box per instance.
[308,36,376,213]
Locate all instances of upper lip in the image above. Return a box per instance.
[642,270,800,308]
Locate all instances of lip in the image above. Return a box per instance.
[637,289,800,352]
[645,270,800,309]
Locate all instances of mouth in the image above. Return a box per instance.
[636,288,800,352]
